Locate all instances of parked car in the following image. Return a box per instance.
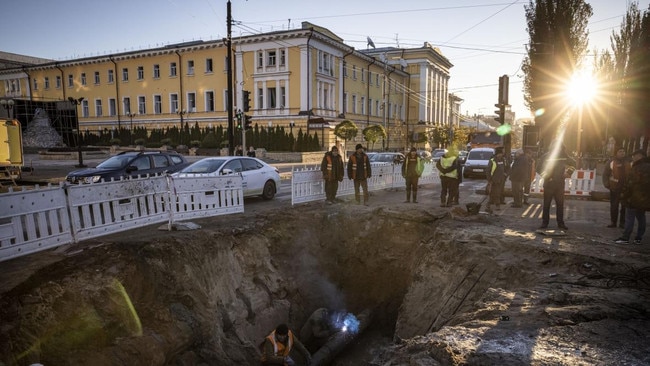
[173,156,281,200]
[369,152,405,164]
[66,151,190,184]
[458,150,469,165]
[417,150,432,161]
[432,149,448,162]
[462,147,496,179]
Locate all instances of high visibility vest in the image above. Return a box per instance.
[260,330,294,363]
[439,156,458,179]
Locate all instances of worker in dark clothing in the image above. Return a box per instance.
[321,146,345,204]
[347,144,372,205]
[537,143,575,230]
[299,308,341,353]
[509,149,531,208]
[402,147,424,203]
[486,147,508,213]
[603,147,628,228]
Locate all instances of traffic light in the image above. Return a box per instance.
[494,103,505,124]
[242,90,251,112]
[244,114,252,130]
[236,112,242,129]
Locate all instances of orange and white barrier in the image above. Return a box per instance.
[530,169,596,196]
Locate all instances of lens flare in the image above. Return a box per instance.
[496,124,511,136]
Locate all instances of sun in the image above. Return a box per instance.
[565,72,598,106]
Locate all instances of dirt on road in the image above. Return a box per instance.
[1,188,649,365]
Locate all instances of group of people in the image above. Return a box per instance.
[235,145,257,157]
[603,148,649,244]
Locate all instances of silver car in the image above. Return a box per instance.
[173,157,280,200]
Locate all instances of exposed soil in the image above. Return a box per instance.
[1,197,649,366]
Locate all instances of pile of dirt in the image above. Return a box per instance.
[1,203,649,365]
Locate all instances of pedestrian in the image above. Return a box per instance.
[247,146,257,157]
[347,144,372,205]
[602,147,628,228]
[523,148,536,205]
[537,143,575,230]
[436,147,462,207]
[260,323,312,366]
[299,308,340,353]
[235,145,243,156]
[615,149,650,244]
[402,147,424,203]
[509,149,531,208]
[321,146,344,204]
[486,147,508,212]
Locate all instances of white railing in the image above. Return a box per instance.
[291,162,441,205]
[529,169,596,196]
[0,175,244,262]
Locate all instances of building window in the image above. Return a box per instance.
[187,60,194,75]
[205,91,215,112]
[123,97,131,114]
[122,68,129,82]
[81,73,87,86]
[376,74,380,87]
[109,98,116,116]
[170,62,177,77]
[56,76,61,89]
[361,69,365,83]
[352,95,357,114]
[187,92,196,112]
[108,70,114,83]
[369,72,373,86]
[376,100,381,116]
[257,51,263,68]
[368,98,373,116]
[267,51,276,66]
[44,77,50,89]
[280,50,286,66]
[267,87,277,108]
[324,84,330,109]
[343,63,348,78]
[94,71,100,85]
[138,96,146,114]
[170,94,178,113]
[68,74,74,87]
[137,66,144,80]
[257,88,264,109]
[81,100,89,117]
[352,66,357,80]
[153,64,160,79]
[33,78,38,90]
[205,58,213,73]
[154,95,162,114]
[360,96,365,115]
[343,92,348,113]
[95,99,103,117]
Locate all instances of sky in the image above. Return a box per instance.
[4,0,644,120]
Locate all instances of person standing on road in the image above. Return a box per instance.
[402,147,424,203]
[537,143,575,230]
[486,147,507,212]
[261,323,312,366]
[247,146,257,157]
[347,144,372,205]
[321,146,345,204]
[603,148,628,228]
[523,148,536,205]
[509,149,530,208]
[436,147,462,207]
[615,149,650,244]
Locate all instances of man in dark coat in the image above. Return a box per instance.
[347,144,372,205]
[509,149,531,208]
[537,143,575,230]
[320,146,345,204]
[615,149,650,244]
[602,147,628,228]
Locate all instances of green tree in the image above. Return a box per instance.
[522,0,592,151]
[362,124,386,151]
[333,120,359,153]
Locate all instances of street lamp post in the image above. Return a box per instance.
[68,97,86,168]
[127,113,136,146]
[1,99,15,119]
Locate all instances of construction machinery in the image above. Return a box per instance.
[0,119,24,184]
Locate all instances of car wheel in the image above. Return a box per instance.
[261,181,276,200]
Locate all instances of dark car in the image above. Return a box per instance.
[66,151,190,184]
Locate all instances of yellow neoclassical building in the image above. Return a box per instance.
[0,22,456,152]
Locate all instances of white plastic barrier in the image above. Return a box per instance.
[291,162,441,205]
[0,175,245,263]
[529,169,596,196]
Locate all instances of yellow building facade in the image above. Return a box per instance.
[1,22,453,152]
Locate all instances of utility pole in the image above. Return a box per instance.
[226,1,235,156]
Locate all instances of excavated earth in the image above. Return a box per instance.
[1,198,650,366]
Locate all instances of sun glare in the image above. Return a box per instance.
[566,72,597,106]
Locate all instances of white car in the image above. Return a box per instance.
[173,157,281,200]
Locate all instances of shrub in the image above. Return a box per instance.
[160,138,173,146]
[109,138,121,146]
[134,138,146,146]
